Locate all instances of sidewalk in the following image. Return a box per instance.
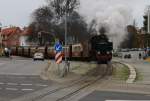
[145,57,150,62]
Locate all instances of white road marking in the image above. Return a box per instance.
[0,82,4,85]
[20,84,33,86]
[7,83,18,85]
[0,82,48,87]
[36,84,48,87]
[6,88,18,91]
[21,89,33,91]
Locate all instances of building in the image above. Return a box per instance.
[137,34,150,48]
[1,27,34,47]
[1,27,22,47]
[20,27,36,46]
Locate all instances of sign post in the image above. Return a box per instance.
[54,41,63,75]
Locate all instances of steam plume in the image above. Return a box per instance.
[78,0,134,48]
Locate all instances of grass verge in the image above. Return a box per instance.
[135,68,143,81]
[113,63,130,81]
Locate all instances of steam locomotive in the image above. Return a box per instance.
[10,34,113,64]
[89,34,113,63]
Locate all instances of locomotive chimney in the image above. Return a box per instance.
[99,27,106,35]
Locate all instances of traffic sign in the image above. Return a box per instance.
[55,52,63,64]
[54,42,63,52]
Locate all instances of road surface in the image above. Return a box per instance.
[0,57,52,101]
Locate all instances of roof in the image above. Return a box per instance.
[1,27,22,35]
[21,27,33,35]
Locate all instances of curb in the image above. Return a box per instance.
[113,60,136,84]
[121,63,136,84]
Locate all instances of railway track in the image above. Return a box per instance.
[29,64,111,101]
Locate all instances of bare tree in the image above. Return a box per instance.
[87,19,97,35]
[51,11,88,43]
[47,0,79,18]
[31,6,54,32]
[28,6,55,45]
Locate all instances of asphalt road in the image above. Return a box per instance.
[79,91,150,101]
[0,75,52,101]
[0,57,48,75]
[0,57,52,101]
[0,55,150,101]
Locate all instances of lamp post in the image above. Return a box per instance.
[65,10,67,62]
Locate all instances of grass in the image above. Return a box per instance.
[71,63,97,75]
[135,68,143,81]
[113,63,130,81]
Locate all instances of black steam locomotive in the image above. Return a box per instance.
[89,34,113,63]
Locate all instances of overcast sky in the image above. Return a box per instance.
[0,0,150,28]
[0,0,45,27]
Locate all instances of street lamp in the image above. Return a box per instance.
[65,9,67,62]
[63,1,71,75]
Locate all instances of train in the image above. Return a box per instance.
[10,34,113,64]
[89,34,113,63]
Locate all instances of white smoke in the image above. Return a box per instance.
[78,0,135,49]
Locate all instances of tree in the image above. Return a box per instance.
[87,19,97,35]
[66,11,88,42]
[47,0,79,18]
[28,6,55,45]
[46,0,89,43]
[28,0,90,45]
[51,11,88,43]
[31,6,54,32]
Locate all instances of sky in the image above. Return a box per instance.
[0,0,150,28]
[79,0,150,27]
[0,0,45,27]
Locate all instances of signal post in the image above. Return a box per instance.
[54,41,64,77]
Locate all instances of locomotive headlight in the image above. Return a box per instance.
[107,52,110,54]
[97,51,101,54]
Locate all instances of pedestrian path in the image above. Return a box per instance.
[145,57,150,62]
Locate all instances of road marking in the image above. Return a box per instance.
[7,83,18,85]
[6,88,18,91]
[0,82,4,85]
[21,89,33,91]
[36,84,48,87]
[20,84,33,86]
